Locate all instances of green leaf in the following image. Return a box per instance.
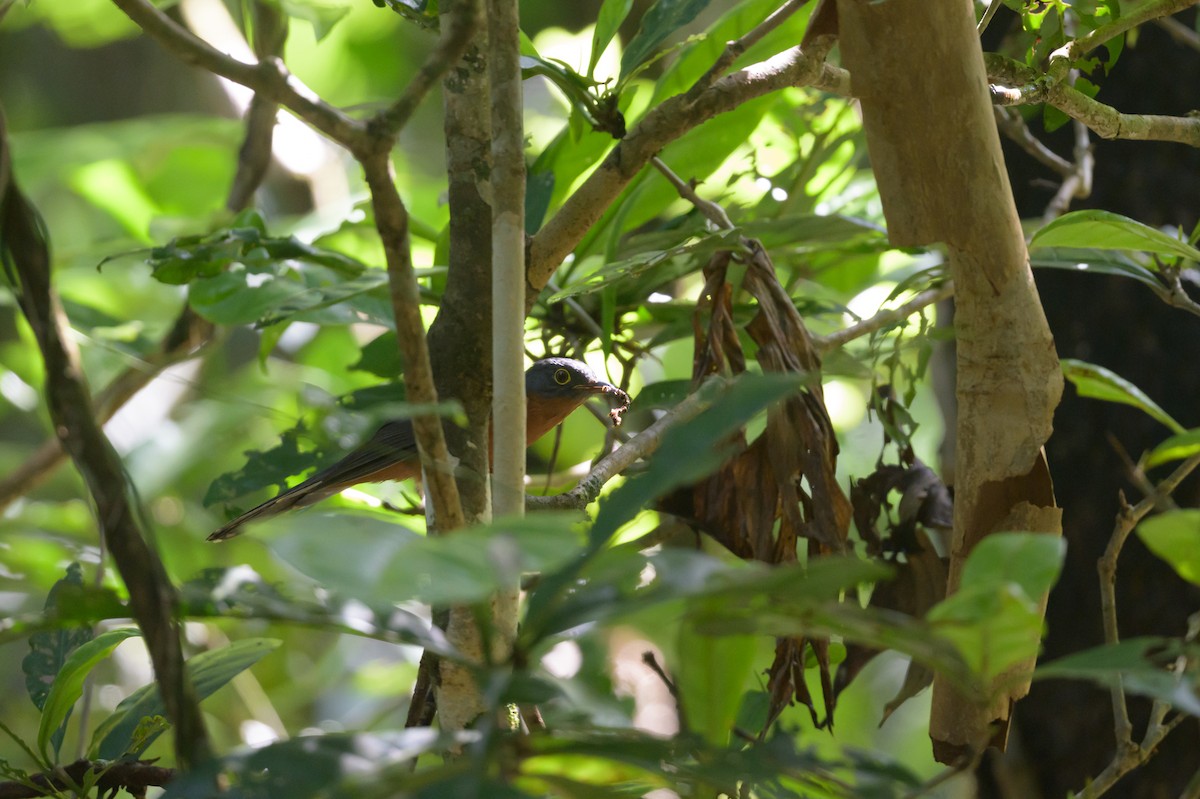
[675,614,756,745]
[93,638,281,759]
[161,731,476,799]
[23,564,94,711]
[1061,359,1185,434]
[38,627,141,762]
[22,564,95,760]
[255,271,390,328]
[959,531,1065,601]
[350,330,404,379]
[271,512,587,606]
[620,0,713,80]
[277,0,353,40]
[548,229,743,302]
[1029,246,1162,290]
[1036,638,1200,717]
[1135,510,1200,586]
[926,533,1065,683]
[1030,210,1200,262]
[590,0,634,78]
[1146,428,1200,468]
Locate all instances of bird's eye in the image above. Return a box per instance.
[553,368,571,385]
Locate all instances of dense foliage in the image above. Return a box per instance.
[1,1,1198,797]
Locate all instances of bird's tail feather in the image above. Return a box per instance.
[207,476,338,541]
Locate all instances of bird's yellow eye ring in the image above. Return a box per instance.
[553,368,571,385]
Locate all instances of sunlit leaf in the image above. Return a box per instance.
[37,628,142,762]
[620,0,713,80]
[590,0,634,78]
[93,638,282,759]
[1030,210,1200,262]
[926,533,1065,683]
[22,564,94,759]
[278,0,353,41]
[1061,359,1185,434]
[272,512,587,606]
[1145,428,1200,468]
[1135,510,1200,586]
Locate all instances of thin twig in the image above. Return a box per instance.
[994,106,1074,176]
[1043,118,1094,222]
[689,0,814,95]
[651,156,735,231]
[110,0,368,150]
[815,283,955,353]
[1047,0,1200,82]
[1082,451,1200,798]
[985,53,1200,148]
[370,0,480,138]
[1155,15,1200,51]
[527,382,716,510]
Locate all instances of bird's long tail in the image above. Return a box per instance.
[207,476,340,541]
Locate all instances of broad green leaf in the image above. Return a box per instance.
[675,613,756,745]
[23,564,93,711]
[272,512,587,606]
[93,638,281,759]
[548,229,744,302]
[958,532,1065,601]
[590,0,634,78]
[1030,210,1200,262]
[255,271,390,328]
[620,0,713,81]
[1135,510,1200,586]
[1146,428,1200,468]
[926,533,1065,683]
[1036,638,1200,717]
[23,564,95,759]
[278,0,353,41]
[1062,359,1185,434]
[162,730,477,799]
[1029,246,1162,289]
[38,627,141,762]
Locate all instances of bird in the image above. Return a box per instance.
[208,358,629,541]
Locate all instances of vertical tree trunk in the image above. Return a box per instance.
[836,0,1063,762]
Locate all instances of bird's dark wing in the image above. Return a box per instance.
[208,420,419,541]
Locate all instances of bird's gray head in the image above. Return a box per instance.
[525,357,617,399]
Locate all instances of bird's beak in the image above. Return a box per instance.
[575,377,619,394]
[574,377,632,427]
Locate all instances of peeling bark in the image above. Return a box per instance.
[836,0,1063,761]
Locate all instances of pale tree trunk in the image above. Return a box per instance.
[836,0,1063,763]
[429,0,525,736]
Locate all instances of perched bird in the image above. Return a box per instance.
[208,358,629,541]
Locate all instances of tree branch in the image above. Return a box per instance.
[527,45,849,299]
[994,106,1074,177]
[0,759,173,799]
[1,116,210,767]
[1047,0,1200,82]
[527,383,715,511]
[986,53,1200,148]
[814,282,955,353]
[110,0,368,151]
[370,0,480,138]
[363,148,466,532]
